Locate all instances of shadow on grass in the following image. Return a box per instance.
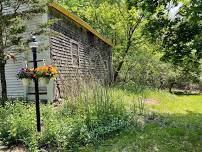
[173,91,201,96]
[113,83,149,95]
[114,83,201,96]
[86,112,202,152]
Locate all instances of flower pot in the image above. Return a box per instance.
[40,78,50,86]
[22,79,31,87]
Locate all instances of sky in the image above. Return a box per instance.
[167,2,183,21]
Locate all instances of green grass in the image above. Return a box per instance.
[144,90,202,114]
[83,89,202,152]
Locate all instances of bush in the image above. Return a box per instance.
[0,102,38,151]
[0,87,142,151]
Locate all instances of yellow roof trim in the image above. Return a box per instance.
[48,2,113,47]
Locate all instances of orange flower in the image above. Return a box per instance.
[34,65,57,78]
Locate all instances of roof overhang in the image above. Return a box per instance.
[48,2,113,47]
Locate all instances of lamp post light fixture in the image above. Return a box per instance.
[29,36,41,132]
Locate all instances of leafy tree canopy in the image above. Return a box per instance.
[144,0,202,76]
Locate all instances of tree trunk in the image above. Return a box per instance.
[113,16,143,82]
[0,10,7,105]
[169,83,174,94]
[114,61,124,82]
[0,61,7,106]
[114,40,132,82]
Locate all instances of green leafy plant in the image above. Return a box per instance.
[0,87,143,151]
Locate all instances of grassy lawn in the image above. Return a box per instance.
[83,90,202,152]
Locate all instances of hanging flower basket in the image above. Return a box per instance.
[35,65,57,86]
[40,78,50,86]
[16,68,34,87]
[22,78,32,87]
[16,66,57,86]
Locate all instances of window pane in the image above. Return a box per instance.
[72,43,78,55]
[71,42,79,67]
[73,55,79,67]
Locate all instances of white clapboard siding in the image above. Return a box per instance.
[5,54,25,98]
[2,3,29,15]
[1,4,29,98]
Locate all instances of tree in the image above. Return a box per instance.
[144,0,202,82]
[0,0,48,105]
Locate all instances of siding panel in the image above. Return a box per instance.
[5,54,24,98]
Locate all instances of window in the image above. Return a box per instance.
[71,40,79,67]
[104,60,108,70]
[89,51,96,70]
[90,59,95,70]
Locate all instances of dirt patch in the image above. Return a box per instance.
[144,99,160,105]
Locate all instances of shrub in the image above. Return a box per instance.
[0,102,38,151]
[0,87,143,151]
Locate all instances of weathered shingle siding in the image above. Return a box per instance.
[49,9,112,98]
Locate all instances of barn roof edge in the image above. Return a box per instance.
[48,2,113,47]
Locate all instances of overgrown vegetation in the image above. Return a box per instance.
[0,87,144,151]
[0,86,202,152]
[1,86,202,151]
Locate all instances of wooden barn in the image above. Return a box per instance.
[0,2,113,101]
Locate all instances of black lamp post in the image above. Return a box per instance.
[29,36,41,132]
